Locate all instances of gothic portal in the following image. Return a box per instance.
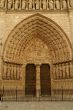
[0,0,73,100]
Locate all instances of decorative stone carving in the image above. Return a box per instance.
[22,0,26,9]
[29,0,33,9]
[70,0,73,7]
[15,0,20,9]
[0,0,5,8]
[43,0,46,9]
[36,0,40,9]
[55,0,60,9]
[8,0,13,9]
[49,0,54,9]
[25,0,29,10]
[62,0,67,9]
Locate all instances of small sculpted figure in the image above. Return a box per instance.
[8,0,13,9]
[29,0,33,9]
[55,0,60,9]
[49,0,54,9]
[15,0,20,9]
[22,0,26,9]
[36,0,40,9]
[70,0,73,7]
[62,0,67,9]
[0,0,5,8]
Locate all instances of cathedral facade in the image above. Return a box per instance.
[0,0,73,100]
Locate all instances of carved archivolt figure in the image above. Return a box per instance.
[0,0,5,8]
[49,0,54,9]
[70,0,73,7]
[15,0,20,9]
[8,0,13,9]
[55,0,60,9]
[22,0,26,9]
[62,0,67,9]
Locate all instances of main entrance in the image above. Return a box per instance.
[25,63,51,96]
[2,14,72,101]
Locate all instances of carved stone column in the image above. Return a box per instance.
[0,39,3,80]
[22,64,26,95]
[36,64,41,98]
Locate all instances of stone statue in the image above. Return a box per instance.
[0,0,5,8]
[22,0,26,9]
[43,0,46,10]
[15,0,20,9]
[36,0,40,9]
[49,0,54,9]
[70,0,73,7]
[25,0,29,10]
[8,0,13,9]
[62,0,67,9]
[55,0,60,9]
[29,0,33,9]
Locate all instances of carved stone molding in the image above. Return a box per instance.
[3,14,72,64]
[0,0,73,12]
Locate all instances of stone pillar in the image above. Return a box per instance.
[22,64,26,95]
[0,57,2,80]
[0,39,3,80]
[36,64,41,98]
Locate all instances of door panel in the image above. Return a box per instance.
[40,64,51,96]
[25,64,36,96]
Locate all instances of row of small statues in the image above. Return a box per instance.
[0,0,73,10]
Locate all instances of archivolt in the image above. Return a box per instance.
[3,14,72,64]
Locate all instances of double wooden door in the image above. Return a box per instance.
[25,64,51,96]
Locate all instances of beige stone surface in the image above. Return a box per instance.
[0,0,73,99]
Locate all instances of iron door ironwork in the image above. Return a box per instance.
[25,64,36,96]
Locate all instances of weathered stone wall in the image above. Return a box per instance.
[0,0,73,95]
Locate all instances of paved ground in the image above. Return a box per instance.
[0,101,73,110]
